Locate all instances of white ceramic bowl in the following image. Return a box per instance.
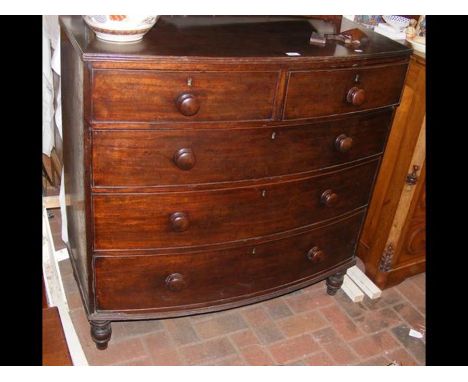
[83,15,158,43]
[382,15,410,32]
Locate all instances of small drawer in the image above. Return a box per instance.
[91,70,279,122]
[284,63,408,119]
[93,159,379,250]
[92,109,392,188]
[94,211,365,311]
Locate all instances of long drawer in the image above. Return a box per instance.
[93,159,378,250]
[91,70,279,122]
[284,63,408,120]
[94,211,365,311]
[92,110,392,188]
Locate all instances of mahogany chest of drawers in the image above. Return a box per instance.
[60,16,411,349]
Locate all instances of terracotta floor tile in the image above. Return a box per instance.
[61,273,79,294]
[320,305,363,340]
[349,330,400,358]
[392,302,426,332]
[391,324,426,364]
[408,273,425,292]
[396,281,426,314]
[163,317,200,346]
[354,307,401,334]
[322,341,359,365]
[193,312,248,339]
[239,345,275,366]
[276,310,328,338]
[69,308,94,348]
[333,289,369,319]
[111,319,164,343]
[355,355,390,366]
[285,359,308,366]
[251,321,285,345]
[263,298,294,320]
[179,337,236,365]
[302,351,336,366]
[115,356,154,366]
[268,335,320,364]
[361,288,404,311]
[229,329,260,348]
[84,337,148,366]
[310,327,341,345]
[66,290,84,312]
[142,331,184,365]
[386,347,420,366]
[206,354,247,366]
[285,289,336,313]
[58,259,73,277]
[241,306,271,326]
[302,281,327,293]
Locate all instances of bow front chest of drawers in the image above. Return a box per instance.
[60,16,411,349]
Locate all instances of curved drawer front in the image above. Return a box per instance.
[93,159,378,250]
[92,70,279,122]
[284,63,407,119]
[94,211,365,311]
[92,110,392,188]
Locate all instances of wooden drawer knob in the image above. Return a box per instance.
[306,246,325,264]
[174,148,196,170]
[170,212,190,232]
[176,93,200,116]
[165,273,186,291]
[335,134,353,153]
[321,189,338,207]
[346,87,366,106]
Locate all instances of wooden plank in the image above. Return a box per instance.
[55,248,70,262]
[44,195,60,209]
[43,206,67,307]
[43,206,89,366]
[384,116,426,258]
[43,307,73,366]
[341,274,365,302]
[347,265,382,299]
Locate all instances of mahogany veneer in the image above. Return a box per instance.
[42,307,73,366]
[60,15,411,349]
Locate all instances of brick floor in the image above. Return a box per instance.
[48,208,426,366]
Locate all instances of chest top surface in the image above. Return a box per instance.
[60,15,411,63]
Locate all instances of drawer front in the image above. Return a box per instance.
[93,110,392,187]
[92,70,278,122]
[93,160,378,250]
[95,211,364,311]
[284,63,407,119]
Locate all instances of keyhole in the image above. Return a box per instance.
[187,77,193,87]
[354,74,360,83]
[271,131,276,140]
[251,248,256,255]
[261,190,267,198]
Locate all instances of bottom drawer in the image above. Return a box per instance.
[94,211,365,312]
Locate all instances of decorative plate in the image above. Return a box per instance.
[382,15,410,31]
[82,15,158,43]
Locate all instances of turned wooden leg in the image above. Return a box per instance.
[90,320,112,350]
[326,270,346,296]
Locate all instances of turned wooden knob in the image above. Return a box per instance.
[173,148,196,170]
[306,246,325,264]
[176,93,200,116]
[170,212,190,232]
[346,87,366,106]
[165,273,186,291]
[321,189,338,207]
[335,134,353,153]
